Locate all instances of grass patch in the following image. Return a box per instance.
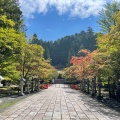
[0,97,24,112]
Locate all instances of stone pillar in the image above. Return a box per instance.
[80,79,85,91]
[87,79,90,94]
[116,85,120,102]
[31,79,35,92]
[91,78,95,96]
[94,76,97,94]
[26,80,30,94]
[34,78,37,91]
[80,80,83,91]
[37,79,40,91]
[19,78,25,96]
[108,77,111,98]
[97,76,102,99]
[52,79,54,84]
[111,77,116,98]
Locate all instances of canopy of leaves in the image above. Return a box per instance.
[0,15,26,81]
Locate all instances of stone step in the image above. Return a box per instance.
[54,79,65,84]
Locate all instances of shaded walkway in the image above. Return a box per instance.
[0,84,120,120]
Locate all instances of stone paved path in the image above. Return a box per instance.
[0,84,120,120]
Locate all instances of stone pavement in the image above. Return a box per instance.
[0,84,120,120]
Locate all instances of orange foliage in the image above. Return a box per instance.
[70,49,91,65]
[69,49,91,80]
[65,49,107,81]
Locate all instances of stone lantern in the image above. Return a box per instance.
[91,78,95,96]
[86,79,90,94]
[33,75,39,91]
[19,77,25,96]
[0,75,4,87]
[116,79,120,102]
[97,76,102,99]
[26,79,30,94]
[36,79,40,91]
[31,77,35,92]
[34,78,37,91]
[38,79,41,91]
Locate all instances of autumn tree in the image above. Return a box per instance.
[65,49,91,80]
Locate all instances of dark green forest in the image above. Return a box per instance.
[31,27,97,68]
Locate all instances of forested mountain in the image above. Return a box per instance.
[31,27,97,68]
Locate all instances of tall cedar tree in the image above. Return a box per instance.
[97,1,120,33]
[0,0,23,31]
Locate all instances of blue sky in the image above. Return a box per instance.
[19,0,118,41]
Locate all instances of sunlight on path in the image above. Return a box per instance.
[0,84,120,120]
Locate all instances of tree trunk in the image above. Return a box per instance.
[97,76,102,99]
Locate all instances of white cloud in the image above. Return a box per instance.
[19,0,119,19]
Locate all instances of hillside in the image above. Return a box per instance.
[31,27,97,68]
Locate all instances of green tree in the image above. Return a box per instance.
[16,44,44,78]
[44,46,50,60]
[0,15,26,81]
[97,1,120,33]
[0,0,24,31]
[85,27,97,50]
[67,48,75,66]
[96,11,120,78]
[16,43,56,82]
[31,33,39,44]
